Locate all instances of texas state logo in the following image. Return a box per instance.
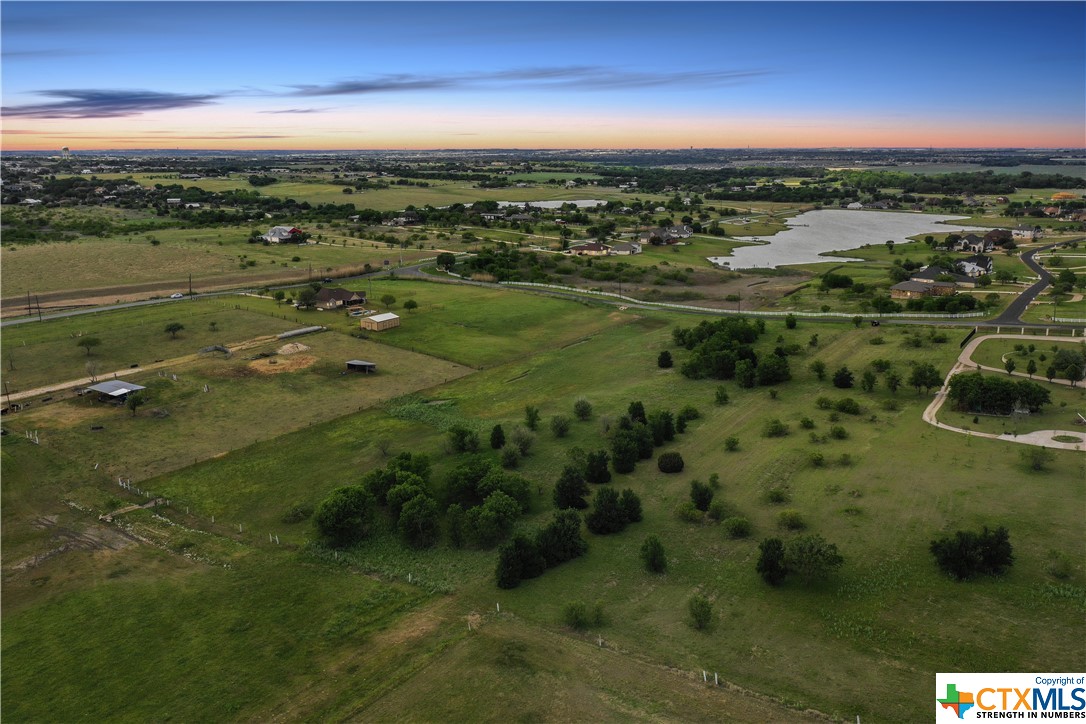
[936,673,1086,721]
[938,683,975,719]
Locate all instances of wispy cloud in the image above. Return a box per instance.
[288,66,772,97]
[258,108,328,114]
[1,89,219,119]
[1,49,94,59]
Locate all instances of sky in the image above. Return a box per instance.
[2,1,1084,151]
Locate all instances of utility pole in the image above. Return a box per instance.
[188,273,193,296]
[26,291,32,318]
[34,295,43,322]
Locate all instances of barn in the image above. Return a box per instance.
[360,312,400,332]
[346,360,377,373]
[85,380,146,402]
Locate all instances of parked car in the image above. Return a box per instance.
[170,293,184,299]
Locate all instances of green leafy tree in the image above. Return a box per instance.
[584,449,611,484]
[296,286,317,308]
[585,487,628,534]
[1026,358,1037,378]
[398,494,440,548]
[627,401,647,424]
[273,290,286,305]
[1004,357,1016,375]
[436,252,457,271]
[469,491,521,547]
[860,370,878,393]
[809,360,827,381]
[610,432,639,474]
[618,488,642,523]
[125,391,146,417]
[573,397,592,420]
[785,313,797,329]
[510,426,535,456]
[757,537,788,585]
[446,425,480,453]
[314,486,374,548]
[885,370,903,394]
[688,595,713,630]
[714,385,730,405]
[832,366,854,389]
[550,415,571,438]
[657,350,673,368]
[380,293,396,309]
[77,337,101,356]
[930,526,1014,580]
[690,480,713,512]
[490,424,506,449]
[908,363,942,394]
[495,534,546,589]
[640,535,667,573]
[403,299,418,313]
[553,465,589,510]
[164,322,185,339]
[535,510,587,568]
[524,405,541,431]
[785,534,844,583]
[657,451,684,473]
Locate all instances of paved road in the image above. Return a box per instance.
[921,333,1085,451]
[989,239,1081,325]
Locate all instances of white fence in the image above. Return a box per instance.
[497,282,988,320]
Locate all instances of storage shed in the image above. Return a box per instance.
[360,312,400,332]
[346,360,377,374]
[85,380,146,402]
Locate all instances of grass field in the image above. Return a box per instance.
[3,281,1083,722]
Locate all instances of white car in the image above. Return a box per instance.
[170,293,184,299]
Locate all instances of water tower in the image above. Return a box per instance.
[61,146,71,159]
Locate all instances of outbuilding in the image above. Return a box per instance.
[359,312,400,331]
[346,360,377,374]
[85,380,146,402]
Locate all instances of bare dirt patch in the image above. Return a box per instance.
[248,354,317,375]
[9,517,137,573]
[276,342,310,355]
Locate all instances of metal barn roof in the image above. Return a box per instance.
[87,380,146,397]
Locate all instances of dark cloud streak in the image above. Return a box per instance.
[2,89,219,119]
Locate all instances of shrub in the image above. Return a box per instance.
[447,425,480,453]
[585,487,629,534]
[765,487,790,504]
[833,366,854,389]
[550,415,571,438]
[838,453,854,467]
[553,466,589,510]
[809,451,825,467]
[688,595,713,630]
[815,396,833,410]
[640,535,667,573]
[584,449,611,484]
[314,486,374,548]
[778,509,806,530]
[757,538,787,585]
[658,451,685,473]
[763,418,789,438]
[829,425,848,440]
[573,397,593,420]
[490,424,506,449]
[535,510,588,568]
[724,436,739,452]
[500,446,520,469]
[800,416,815,429]
[785,313,797,329]
[658,350,674,368]
[834,398,861,415]
[618,489,643,523]
[930,526,1014,580]
[495,534,546,589]
[524,405,541,430]
[690,479,714,511]
[676,501,702,523]
[722,516,752,539]
[510,426,535,456]
[281,503,314,524]
[714,386,730,405]
[563,600,590,629]
[784,534,844,583]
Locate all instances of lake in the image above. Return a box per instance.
[497,199,606,209]
[706,209,986,269]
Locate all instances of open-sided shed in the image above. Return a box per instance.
[346,360,377,374]
[86,380,146,402]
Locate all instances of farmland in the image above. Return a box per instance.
[3,275,1083,722]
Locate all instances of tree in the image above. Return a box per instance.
[627,401,647,424]
[688,595,713,630]
[510,426,535,456]
[885,370,903,395]
[380,293,396,309]
[573,397,593,420]
[535,510,587,568]
[446,425,480,453]
[909,363,942,394]
[403,299,418,313]
[640,535,667,573]
[436,252,457,271]
[550,415,571,438]
[273,290,286,305]
[74,336,103,357]
[490,424,506,449]
[832,366,854,389]
[295,286,317,308]
[852,315,863,328]
[524,405,541,431]
[496,534,546,589]
[690,480,713,512]
[553,465,589,510]
[785,313,797,329]
[657,451,684,473]
[584,449,611,484]
[657,350,673,368]
[469,491,521,547]
[1004,357,1016,375]
[860,370,878,393]
[1020,447,1055,472]
[164,322,185,339]
[398,494,440,548]
[585,487,628,534]
[1026,359,1037,378]
[714,385,730,405]
[930,526,1014,580]
[618,488,642,523]
[610,432,639,474]
[125,391,145,417]
[784,534,844,584]
[313,486,374,548]
[809,360,827,381]
[757,537,787,585]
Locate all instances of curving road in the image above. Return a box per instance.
[988,239,1078,325]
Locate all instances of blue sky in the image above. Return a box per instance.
[2,1,1084,149]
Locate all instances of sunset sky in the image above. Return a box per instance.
[2,1,1084,151]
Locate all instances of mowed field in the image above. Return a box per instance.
[2,279,1083,722]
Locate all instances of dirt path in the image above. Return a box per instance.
[922,334,1085,451]
[4,334,278,403]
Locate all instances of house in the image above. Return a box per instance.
[480,212,503,221]
[360,312,400,331]
[996,196,1010,204]
[638,225,693,245]
[184,202,201,209]
[19,198,42,206]
[890,280,956,299]
[954,233,993,254]
[391,211,421,226]
[166,198,182,205]
[567,241,611,256]
[262,226,303,243]
[984,229,1013,247]
[959,255,993,278]
[846,202,864,210]
[345,360,377,374]
[610,241,642,256]
[911,265,974,288]
[1044,206,1061,217]
[1013,224,1042,241]
[85,380,146,402]
[314,287,366,310]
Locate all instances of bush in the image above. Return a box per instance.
[834,398,861,415]
[757,538,787,585]
[800,416,815,429]
[618,488,643,523]
[550,415,572,438]
[676,501,702,523]
[510,426,535,456]
[658,451,685,473]
[785,313,797,329]
[500,446,520,469]
[690,479,714,511]
[573,397,593,420]
[658,350,674,368]
[724,436,739,452]
[314,486,375,548]
[496,534,546,589]
[553,465,590,510]
[281,503,314,524]
[584,449,611,484]
[763,418,789,438]
[524,405,541,430]
[723,516,752,539]
[490,424,506,449]
[563,600,590,629]
[688,595,713,630]
[778,509,806,530]
[640,535,667,573]
[832,367,854,389]
[714,386,730,405]
[829,425,848,440]
[784,534,844,583]
[808,451,825,467]
[447,425,480,453]
[585,487,628,534]
[765,487,790,504]
[535,510,588,568]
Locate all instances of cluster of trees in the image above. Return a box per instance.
[902,293,979,314]
[495,510,587,588]
[756,535,844,585]
[947,373,1051,415]
[835,169,1084,194]
[930,526,1014,580]
[443,457,532,547]
[608,401,696,475]
[673,318,791,387]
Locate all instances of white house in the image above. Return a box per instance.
[261,226,302,243]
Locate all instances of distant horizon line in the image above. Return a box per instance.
[6,146,1086,154]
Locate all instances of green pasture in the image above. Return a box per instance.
[937,376,1086,436]
[2,282,1083,722]
[970,338,1086,370]
[1021,297,1086,323]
